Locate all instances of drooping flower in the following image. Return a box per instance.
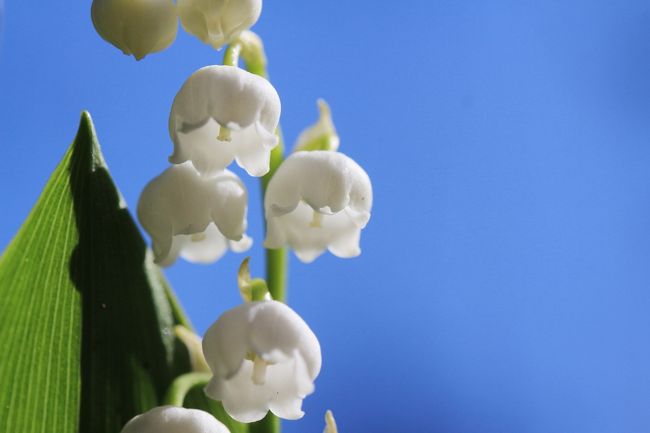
[169,65,281,177]
[264,151,373,263]
[91,0,177,60]
[202,300,321,422]
[120,406,230,433]
[177,0,262,50]
[137,162,251,267]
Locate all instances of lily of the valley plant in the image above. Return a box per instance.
[91,0,373,432]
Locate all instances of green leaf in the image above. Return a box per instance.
[0,112,189,433]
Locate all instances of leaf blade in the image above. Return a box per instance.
[0,112,187,433]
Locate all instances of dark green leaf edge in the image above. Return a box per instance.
[0,112,246,433]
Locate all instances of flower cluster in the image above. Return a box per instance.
[93,0,370,431]
[135,61,372,269]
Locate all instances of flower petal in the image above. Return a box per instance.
[229,234,253,253]
[233,122,278,177]
[179,223,229,264]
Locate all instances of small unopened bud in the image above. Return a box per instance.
[238,258,270,302]
[91,0,178,60]
[294,99,340,152]
[324,410,338,433]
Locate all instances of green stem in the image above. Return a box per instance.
[244,58,267,78]
[232,34,286,433]
[223,42,242,67]
[261,140,287,303]
[230,34,287,304]
[163,372,212,407]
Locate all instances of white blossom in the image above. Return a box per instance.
[177,0,262,50]
[264,151,372,263]
[169,65,280,177]
[91,0,177,60]
[120,406,230,433]
[202,300,321,423]
[137,162,251,267]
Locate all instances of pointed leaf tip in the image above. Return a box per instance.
[77,110,96,139]
[0,112,190,433]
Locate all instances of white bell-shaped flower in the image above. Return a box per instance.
[169,65,281,177]
[121,406,230,433]
[177,0,262,50]
[264,151,372,263]
[202,300,321,422]
[91,0,177,60]
[137,162,252,267]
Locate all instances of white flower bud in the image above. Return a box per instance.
[137,162,252,267]
[91,0,178,60]
[264,151,373,263]
[120,406,230,433]
[202,300,321,423]
[169,65,281,177]
[177,0,262,50]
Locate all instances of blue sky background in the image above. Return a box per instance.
[3,1,650,432]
